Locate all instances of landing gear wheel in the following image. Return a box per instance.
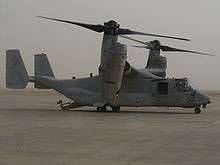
[61,106,68,111]
[111,106,120,112]
[97,106,107,112]
[194,107,201,114]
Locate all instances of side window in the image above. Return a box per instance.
[176,81,188,92]
[157,82,168,94]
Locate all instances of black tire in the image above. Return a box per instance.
[194,107,201,114]
[61,106,68,111]
[96,107,101,112]
[111,106,120,112]
[97,107,107,112]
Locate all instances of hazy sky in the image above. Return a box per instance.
[1,0,220,90]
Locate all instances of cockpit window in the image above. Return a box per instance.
[175,79,189,92]
[188,80,196,90]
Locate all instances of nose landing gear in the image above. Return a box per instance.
[194,107,201,114]
[194,103,208,114]
[202,104,207,109]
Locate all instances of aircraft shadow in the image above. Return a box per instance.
[2,107,195,114]
[64,109,195,115]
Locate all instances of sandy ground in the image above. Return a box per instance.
[0,90,220,165]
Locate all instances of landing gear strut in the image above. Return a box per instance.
[111,106,120,112]
[57,100,81,110]
[194,107,201,114]
[57,100,71,110]
[96,106,107,112]
[96,106,120,112]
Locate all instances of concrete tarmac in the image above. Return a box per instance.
[0,90,220,165]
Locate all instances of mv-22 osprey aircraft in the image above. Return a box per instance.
[6,16,213,113]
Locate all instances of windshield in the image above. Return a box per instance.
[175,79,191,92]
[187,80,197,90]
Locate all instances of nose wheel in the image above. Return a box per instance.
[194,107,201,114]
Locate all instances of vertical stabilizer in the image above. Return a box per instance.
[6,49,29,89]
[34,54,55,89]
[34,54,55,78]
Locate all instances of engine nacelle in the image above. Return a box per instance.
[123,61,132,75]
[99,43,127,103]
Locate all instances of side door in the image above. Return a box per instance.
[155,80,174,106]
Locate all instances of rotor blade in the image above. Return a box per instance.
[123,36,213,56]
[120,36,150,45]
[119,29,190,41]
[160,46,214,56]
[37,16,106,33]
[129,45,148,49]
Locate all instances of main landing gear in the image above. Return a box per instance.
[111,106,120,112]
[96,106,121,112]
[96,106,107,112]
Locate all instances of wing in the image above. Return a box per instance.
[123,61,162,79]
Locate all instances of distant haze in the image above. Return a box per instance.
[1,0,220,90]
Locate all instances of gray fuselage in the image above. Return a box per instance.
[40,75,210,109]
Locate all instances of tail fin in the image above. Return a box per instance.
[6,49,29,89]
[34,54,55,78]
[34,54,55,89]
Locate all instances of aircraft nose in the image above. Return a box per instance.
[197,91,211,104]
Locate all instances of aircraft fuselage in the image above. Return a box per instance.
[41,76,210,109]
